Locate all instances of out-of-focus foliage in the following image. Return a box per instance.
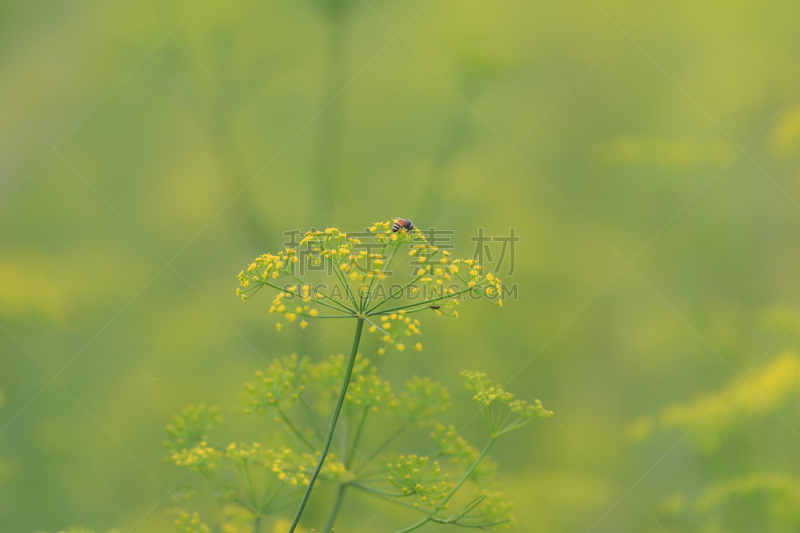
[3,0,800,531]
[629,351,800,453]
[632,309,800,533]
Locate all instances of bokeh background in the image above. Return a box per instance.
[3,0,800,531]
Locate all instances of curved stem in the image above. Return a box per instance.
[287,317,365,533]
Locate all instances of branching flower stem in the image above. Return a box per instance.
[323,395,370,531]
[360,242,389,311]
[365,272,426,314]
[361,244,400,311]
[277,408,315,452]
[370,286,482,316]
[263,280,354,316]
[287,317,365,533]
[289,275,354,314]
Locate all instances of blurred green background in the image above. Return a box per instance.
[3,0,800,531]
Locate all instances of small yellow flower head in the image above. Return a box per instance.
[460,371,552,434]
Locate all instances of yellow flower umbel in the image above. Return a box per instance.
[243,354,308,414]
[387,455,452,509]
[368,310,424,355]
[235,223,510,533]
[171,441,221,472]
[163,403,223,455]
[461,371,553,437]
[236,224,506,348]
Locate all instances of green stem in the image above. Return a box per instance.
[322,484,347,533]
[300,397,326,442]
[278,407,315,451]
[321,379,369,532]
[287,317,365,533]
[347,405,370,467]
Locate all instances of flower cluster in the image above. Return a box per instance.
[224,441,267,463]
[462,371,515,406]
[368,311,423,354]
[369,220,428,246]
[430,423,497,485]
[243,354,308,413]
[461,371,552,435]
[478,492,516,529]
[387,454,452,508]
[277,447,350,486]
[632,352,800,453]
[309,354,370,388]
[222,442,351,486]
[170,442,221,472]
[236,223,507,341]
[219,505,254,533]
[430,423,475,465]
[392,376,451,426]
[346,372,393,412]
[164,403,223,454]
[174,510,211,533]
[269,290,321,331]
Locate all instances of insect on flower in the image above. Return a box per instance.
[392,217,414,232]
